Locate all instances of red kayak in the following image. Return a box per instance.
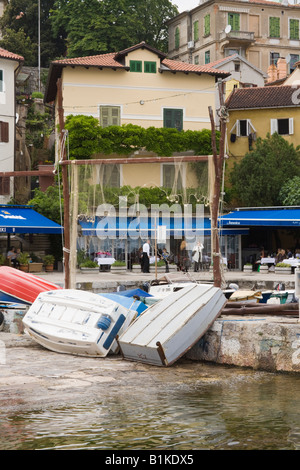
[0,266,61,305]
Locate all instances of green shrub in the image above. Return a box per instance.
[80,259,98,268]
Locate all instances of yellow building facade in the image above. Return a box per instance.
[45,42,229,190]
[226,85,300,172]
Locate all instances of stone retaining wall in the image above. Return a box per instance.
[186,316,300,374]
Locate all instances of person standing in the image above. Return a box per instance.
[142,239,150,273]
[160,247,170,273]
[179,237,190,272]
[192,241,204,272]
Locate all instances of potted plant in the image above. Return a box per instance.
[259,264,269,274]
[44,255,55,272]
[243,263,253,273]
[111,260,127,272]
[132,263,142,272]
[275,262,292,275]
[18,252,30,272]
[79,259,99,273]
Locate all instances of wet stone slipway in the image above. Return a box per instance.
[0,269,300,419]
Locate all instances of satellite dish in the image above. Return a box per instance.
[225,24,232,34]
[286,54,291,64]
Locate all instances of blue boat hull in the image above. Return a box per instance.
[0,291,30,305]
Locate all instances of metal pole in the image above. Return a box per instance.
[38,0,41,92]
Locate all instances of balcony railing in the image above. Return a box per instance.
[219,30,255,42]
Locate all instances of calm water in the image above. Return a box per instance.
[1,364,300,450]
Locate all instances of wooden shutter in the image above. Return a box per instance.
[0,177,10,195]
[144,62,156,73]
[164,109,183,131]
[270,119,278,135]
[289,118,294,135]
[194,21,199,41]
[270,17,280,38]
[228,13,240,31]
[100,106,120,127]
[290,19,299,40]
[0,121,9,142]
[175,27,180,49]
[204,15,210,36]
[111,107,120,126]
[130,60,142,72]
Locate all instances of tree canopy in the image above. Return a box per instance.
[51,0,178,57]
[0,0,178,65]
[230,133,300,207]
[0,0,65,66]
[279,176,300,206]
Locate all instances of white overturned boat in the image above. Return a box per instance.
[118,283,227,367]
[148,272,199,300]
[22,289,137,357]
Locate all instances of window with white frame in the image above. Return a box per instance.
[0,70,3,93]
[102,164,120,187]
[230,119,256,137]
[100,106,120,127]
[271,118,294,135]
[162,164,183,190]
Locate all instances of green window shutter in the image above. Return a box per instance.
[194,21,199,41]
[205,50,210,64]
[163,109,183,131]
[144,61,156,73]
[228,13,240,31]
[130,60,142,72]
[175,27,180,49]
[204,14,210,36]
[100,106,120,127]
[290,19,299,40]
[270,17,280,38]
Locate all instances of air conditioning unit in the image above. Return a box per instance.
[188,41,195,49]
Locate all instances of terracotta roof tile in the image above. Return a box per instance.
[205,54,238,68]
[161,58,228,76]
[226,85,300,109]
[52,52,124,68]
[0,47,24,62]
[46,42,230,102]
[52,49,228,76]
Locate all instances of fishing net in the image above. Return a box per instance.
[64,155,225,287]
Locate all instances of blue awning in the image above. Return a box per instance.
[79,216,248,237]
[220,208,300,227]
[0,206,63,234]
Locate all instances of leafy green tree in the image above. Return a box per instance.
[230,133,300,207]
[51,0,178,58]
[0,28,35,64]
[28,185,63,224]
[0,0,65,66]
[279,176,300,206]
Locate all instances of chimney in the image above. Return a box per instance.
[267,63,278,83]
[277,57,287,80]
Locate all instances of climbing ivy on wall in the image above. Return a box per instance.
[65,115,219,159]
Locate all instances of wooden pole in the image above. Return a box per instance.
[154,213,157,280]
[57,78,70,289]
[209,79,227,288]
